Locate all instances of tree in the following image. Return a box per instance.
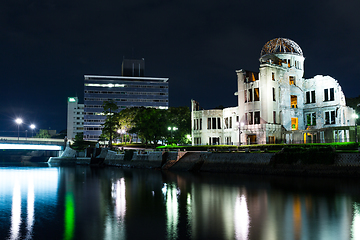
[167,107,191,144]
[101,100,119,149]
[117,107,142,143]
[71,132,88,151]
[34,129,51,138]
[130,107,168,147]
[125,106,191,147]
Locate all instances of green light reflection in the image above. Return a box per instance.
[64,192,75,240]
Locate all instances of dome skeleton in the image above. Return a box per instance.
[260,38,303,57]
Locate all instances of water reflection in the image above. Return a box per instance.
[234,193,249,240]
[0,167,58,240]
[1,166,360,239]
[26,176,34,240]
[162,183,180,239]
[9,181,21,240]
[104,178,126,240]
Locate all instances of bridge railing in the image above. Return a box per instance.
[0,137,64,146]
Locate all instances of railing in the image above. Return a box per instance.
[0,137,64,146]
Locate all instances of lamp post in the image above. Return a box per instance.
[15,118,23,140]
[30,124,36,137]
[167,126,178,143]
[353,114,359,143]
[237,122,244,146]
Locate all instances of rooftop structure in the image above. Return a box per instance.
[83,60,169,141]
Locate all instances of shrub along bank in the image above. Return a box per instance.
[270,146,337,165]
[157,142,359,153]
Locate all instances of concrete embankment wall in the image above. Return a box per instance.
[199,152,275,173]
[50,148,360,177]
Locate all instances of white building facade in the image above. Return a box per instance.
[67,97,84,140]
[192,38,356,145]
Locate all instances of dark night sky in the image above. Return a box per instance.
[0,0,360,135]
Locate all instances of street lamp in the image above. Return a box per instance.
[168,126,178,143]
[237,122,244,146]
[353,114,358,143]
[15,118,23,140]
[30,124,36,137]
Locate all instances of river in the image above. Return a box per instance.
[0,163,360,240]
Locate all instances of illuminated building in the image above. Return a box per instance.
[67,97,84,140]
[192,38,356,145]
[84,59,169,141]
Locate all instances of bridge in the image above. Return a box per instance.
[0,137,65,151]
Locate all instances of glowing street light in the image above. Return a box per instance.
[15,118,23,140]
[30,124,36,138]
[168,126,178,140]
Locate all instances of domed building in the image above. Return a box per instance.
[192,38,356,145]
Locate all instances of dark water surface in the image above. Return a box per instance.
[1,163,360,240]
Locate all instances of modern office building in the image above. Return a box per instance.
[83,59,169,141]
[192,38,356,145]
[67,97,84,140]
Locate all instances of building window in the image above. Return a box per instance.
[291,95,297,108]
[273,88,276,101]
[273,111,276,124]
[229,117,232,128]
[272,72,275,81]
[249,112,253,125]
[289,76,295,85]
[306,91,316,104]
[306,113,316,126]
[217,118,221,129]
[325,110,336,124]
[200,119,202,130]
[212,118,216,129]
[207,118,211,129]
[288,59,291,68]
[225,118,229,129]
[244,90,247,103]
[248,89,253,102]
[245,113,247,125]
[291,118,298,130]
[254,88,260,101]
[324,88,335,101]
[254,111,260,124]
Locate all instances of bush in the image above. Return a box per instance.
[271,146,336,165]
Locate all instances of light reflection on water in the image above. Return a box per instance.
[1,165,360,239]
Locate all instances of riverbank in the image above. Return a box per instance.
[47,146,360,177]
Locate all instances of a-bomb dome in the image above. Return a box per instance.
[260,38,303,57]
